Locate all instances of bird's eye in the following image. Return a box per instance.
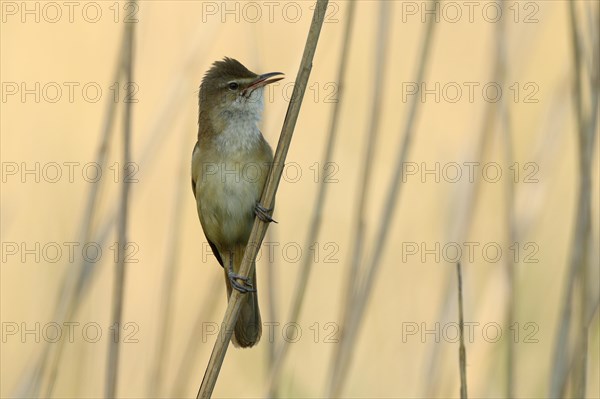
[228,82,239,91]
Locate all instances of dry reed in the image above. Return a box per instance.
[195,1,329,397]
[265,2,356,396]
[328,1,439,395]
[106,8,136,396]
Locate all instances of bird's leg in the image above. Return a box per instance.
[255,203,277,224]
[227,250,256,293]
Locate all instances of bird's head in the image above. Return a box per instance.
[199,58,284,126]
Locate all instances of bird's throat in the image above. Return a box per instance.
[201,91,266,153]
[215,115,263,153]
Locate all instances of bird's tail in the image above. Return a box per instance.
[224,245,262,348]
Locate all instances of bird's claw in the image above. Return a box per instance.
[255,203,277,224]
[228,271,256,293]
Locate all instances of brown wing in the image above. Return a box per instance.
[191,141,224,268]
[191,142,199,195]
[205,237,224,268]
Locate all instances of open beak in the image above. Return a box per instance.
[243,72,284,96]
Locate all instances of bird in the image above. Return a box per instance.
[191,58,283,348]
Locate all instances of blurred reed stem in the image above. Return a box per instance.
[171,275,222,398]
[420,6,519,394]
[147,124,191,396]
[421,103,496,398]
[18,13,218,399]
[328,2,439,396]
[37,28,126,399]
[550,2,599,397]
[340,0,388,322]
[265,2,356,396]
[106,8,136,397]
[457,262,468,399]
[494,2,517,396]
[326,2,389,395]
[196,2,329,397]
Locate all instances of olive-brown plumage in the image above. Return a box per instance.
[191,58,283,347]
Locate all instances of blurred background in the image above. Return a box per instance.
[1,0,599,398]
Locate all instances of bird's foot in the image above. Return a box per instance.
[255,203,277,224]
[228,271,256,293]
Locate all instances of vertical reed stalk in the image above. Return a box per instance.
[457,262,468,399]
[327,3,389,393]
[265,2,356,396]
[550,2,598,397]
[196,2,329,397]
[106,8,136,397]
[147,127,191,396]
[495,2,517,396]
[171,275,222,398]
[328,2,439,396]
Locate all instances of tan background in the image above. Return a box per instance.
[1,1,599,398]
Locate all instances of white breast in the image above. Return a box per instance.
[215,88,265,153]
[196,87,268,246]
